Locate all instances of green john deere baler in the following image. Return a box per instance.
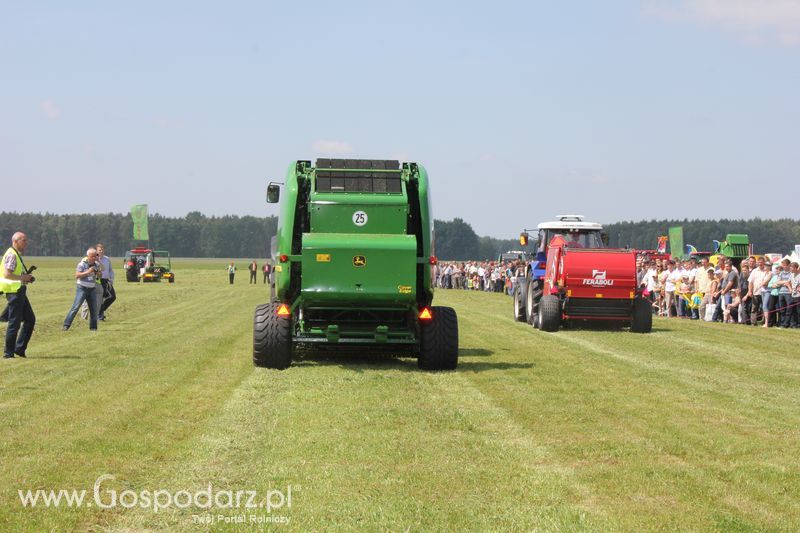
[253,159,458,370]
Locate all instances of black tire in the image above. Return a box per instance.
[630,297,653,333]
[525,279,542,326]
[418,306,459,370]
[538,295,561,332]
[168,276,175,284]
[513,281,527,322]
[126,270,138,282]
[253,303,293,369]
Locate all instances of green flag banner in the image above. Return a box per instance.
[668,226,684,260]
[131,204,149,240]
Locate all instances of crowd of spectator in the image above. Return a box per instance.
[435,254,800,329]
[637,255,799,328]
[434,260,524,294]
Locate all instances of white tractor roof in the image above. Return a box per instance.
[537,215,603,231]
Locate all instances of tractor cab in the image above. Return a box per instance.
[518,215,606,280]
[534,215,606,252]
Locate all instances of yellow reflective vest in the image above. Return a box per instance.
[0,247,24,294]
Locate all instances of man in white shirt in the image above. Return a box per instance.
[664,261,681,317]
[643,262,657,303]
[746,257,769,326]
[63,248,101,331]
[96,243,116,321]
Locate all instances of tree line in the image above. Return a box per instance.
[0,211,277,258]
[1,212,797,259]
[604,218,800,255]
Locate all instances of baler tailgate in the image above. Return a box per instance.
[301,233,417,306]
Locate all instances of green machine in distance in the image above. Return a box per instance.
[254,159,458,370]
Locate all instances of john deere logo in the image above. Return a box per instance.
[353,255,366,267]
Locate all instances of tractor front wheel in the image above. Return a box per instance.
[253,303,293,369]
[418,306,459,370]
[538,295,561,332]
[630,297,653,333]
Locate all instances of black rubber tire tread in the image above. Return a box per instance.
[630,297,653,333]
[513,283,527,322]
[253,302,293,369]
[526,279,543,326]
[418,306,459,371]
[538,295,561,332]
[169,276,175,283]
[525,280,535,325]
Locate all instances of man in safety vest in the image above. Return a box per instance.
[1,232,36,359]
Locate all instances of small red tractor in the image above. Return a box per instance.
[516,215,652,333]
[123,247,175,283]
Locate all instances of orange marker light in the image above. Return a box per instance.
[276,304,291,317]
[429,256,437,265]
[418,307,433,321]
[279,254,289,263]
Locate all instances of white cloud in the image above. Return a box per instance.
[40,99,61,120]
[646,0,800,46]
[311,139,355,155]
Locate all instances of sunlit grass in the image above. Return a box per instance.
[1,258,799,530]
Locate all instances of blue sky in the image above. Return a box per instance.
[2,1,798,238]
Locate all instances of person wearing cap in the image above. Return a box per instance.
[724,288,742,323]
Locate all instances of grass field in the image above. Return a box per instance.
[1,258,799,531]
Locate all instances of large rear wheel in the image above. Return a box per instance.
[538,295,561,332]
[513,281,527,322]
[253,303,293,369]
[525,279,542,326]
[418,306,459,370]
[630,297,653,333]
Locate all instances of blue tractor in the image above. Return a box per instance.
[513,215,608,327]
